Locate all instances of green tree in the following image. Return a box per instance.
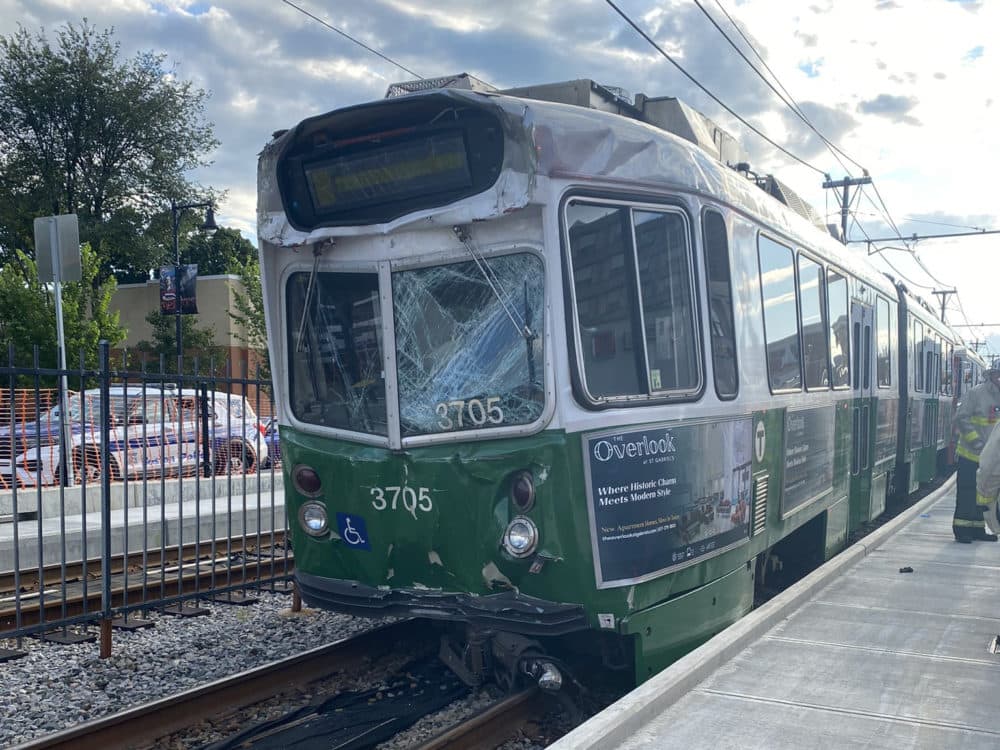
[0,20,219,280]
[133,309,224,374]
[0,243,126,373]
[183,227,257,276]
[229,257,270,383]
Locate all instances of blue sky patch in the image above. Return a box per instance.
[799,59,823,78]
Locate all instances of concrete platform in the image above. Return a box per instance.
[555,477,1000,749]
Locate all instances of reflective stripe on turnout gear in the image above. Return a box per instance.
[953,517,986,528]
[954,379,1000,462]
[956,444,981,463]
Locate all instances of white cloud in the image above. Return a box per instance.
[0,0,996,351]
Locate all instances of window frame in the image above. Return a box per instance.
[796,251,830,392]
[826,267,851,391]
[875,295,892,389]
[757,232,802,394]
[701,207,739,400]
[561,193,705,409]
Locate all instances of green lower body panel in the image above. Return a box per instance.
[870,472,887,520]
[824,495,849,559]
[620,562,754,683]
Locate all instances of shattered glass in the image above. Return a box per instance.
[286,271,388,435]
[393,253,544,436]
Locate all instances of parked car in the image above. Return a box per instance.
[0,386,268,487]
[261,417,281,469]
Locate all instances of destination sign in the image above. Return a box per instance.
[304,131,472,212]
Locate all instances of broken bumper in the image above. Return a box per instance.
[296,571,589,635]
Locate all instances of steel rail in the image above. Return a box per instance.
[415,687,545,749]
[0,531,286,594]
[11,619,434,750]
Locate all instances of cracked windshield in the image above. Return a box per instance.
[393,252,545,437]
[287,271,388,435]
[286,252,545,439]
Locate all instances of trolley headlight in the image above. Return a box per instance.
[299,501,329,536]
[502,516,538,558]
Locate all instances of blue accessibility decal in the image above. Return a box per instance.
[336,513,371,550]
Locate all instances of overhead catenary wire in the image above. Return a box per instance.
[603,0,827,176]
[280,0,424,79]
[693,0,860,177]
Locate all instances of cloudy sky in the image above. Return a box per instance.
[2,0,998,354]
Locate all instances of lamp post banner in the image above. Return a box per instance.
[159,266,177,314]
[178,264,199,314]
[160,264,199,315]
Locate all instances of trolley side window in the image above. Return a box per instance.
[913,319,924,392]
[758,236,801,392]
[392,252,545,436]
[827,271,850,388]
[876,296,892,388]
[565,200,701,403]
[285,271,388,435]
[943,342,953,396]
[702,209,738,399]
[797,254,828,390]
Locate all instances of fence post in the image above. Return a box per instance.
[200,382,211,478]
[98,340,114,658]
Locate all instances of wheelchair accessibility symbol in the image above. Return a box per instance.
[336,513,371,550]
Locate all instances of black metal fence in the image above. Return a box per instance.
[0,342,291,658]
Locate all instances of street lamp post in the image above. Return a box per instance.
[170,200,218,368]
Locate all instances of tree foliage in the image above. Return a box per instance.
[183,227,258,277]
[229,257,270,382]
[133,309,223,375]
[0,243,127,371]
[0,20,219,280]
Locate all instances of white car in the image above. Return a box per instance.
[0,386,268,487]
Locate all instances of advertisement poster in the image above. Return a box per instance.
[159,264,199,315]
[781,405,835,515]
[584,419,752,588]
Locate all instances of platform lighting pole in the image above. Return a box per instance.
[170,201,217,369]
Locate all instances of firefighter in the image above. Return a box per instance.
[977,424,1000,536]
[953,367,1000,542]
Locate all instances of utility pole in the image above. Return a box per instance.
[932,289,957,323]
[822,175,872,244]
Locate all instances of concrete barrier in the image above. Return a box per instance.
[1,489,287,572]
[0,471,279,518]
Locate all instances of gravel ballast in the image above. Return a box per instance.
[0,592,377,748]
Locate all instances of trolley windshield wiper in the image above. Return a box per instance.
[453,225,534,343]
[295,245,323,354]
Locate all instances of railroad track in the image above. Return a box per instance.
[11,616,570,750]
[13,619,437,750]
[415,688,549,749]
[0,530,287,594]
[1,534,293,633]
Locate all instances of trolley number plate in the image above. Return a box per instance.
[371,486,433,519]
[436,396,504,430]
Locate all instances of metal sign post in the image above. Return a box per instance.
[34,214,81,487]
